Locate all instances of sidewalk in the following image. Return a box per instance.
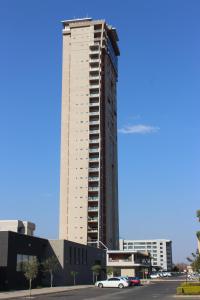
[0,285,93,299]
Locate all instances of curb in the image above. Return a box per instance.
[174,296,200,298]
[0,285,94,300]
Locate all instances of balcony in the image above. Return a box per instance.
[89,102,99,107]
[88,196,99,201]
[89,167,99,172]
[89,93,100,99]
[89,130,99,134]
[89,157,99,162]
[89,84,99,89]
[88,228,98,233]
[89,112,99,116]
[89,138,99,143]
[88,217,98,222]
[90,67,100,72]
[88,187,99,192]
[94,29,102,33]
[89,50,99,55]
[89,148,99,153]
[87,240,98,245]
[88,177,99,181]
[89,75,100,80]
[88,207,98,211]
[89,59,100,64]
[89,120,99,125]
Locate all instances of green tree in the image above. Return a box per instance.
[197,210,200,221]
[187,250,200,272]
[91,264,101,283]
[42,256,59,287]
[23,257,39,297]
[70,271,78,285]
[106,266,113,277]
[192,255,200,273]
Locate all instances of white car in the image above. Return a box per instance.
[150,273,160,279]
[95,277,129,288]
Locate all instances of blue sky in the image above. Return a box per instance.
[0,0,199,263]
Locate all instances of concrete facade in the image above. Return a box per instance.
[46,239,106,286]
[119,239,173,271]
[107,250,151,278]
[59,18,120,249]
[0,220,35,236]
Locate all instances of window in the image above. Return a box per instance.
[16,254,37,272]
[69,247,72,264]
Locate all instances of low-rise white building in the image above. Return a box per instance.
[107,250,151,277]
[0,220,35,236]
[119,239,172,271]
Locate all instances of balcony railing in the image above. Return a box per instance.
[89,157,99,162]
[88,217,98,222]
[90,67,100,72]
[88,229,98,233]
[88,177,99,181]
[89,121,99,125]
[88,187,99,191]
[89,59,100,64]
[89,84,99,89]
[89,112,99,116]
[89,75,99,80]
[108,258,132,262]
[89,168,99,172]
[89,139,99,143]
[89,50,100,55]
[89,130,99,134]
[89,103,99,107]
[89,148,99,153]
[90,93,100,98]
[88,207,98,211]
[88,197,99,201]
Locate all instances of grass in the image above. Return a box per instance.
[177,283,200,295]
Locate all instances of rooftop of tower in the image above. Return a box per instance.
[61,17,120,56]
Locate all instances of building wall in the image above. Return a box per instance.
[48,239,106,285]
[119,239,173,271]
[0,232,106,290]
[0,220,35,236]
[121,268,135,277]
[59,23,93,245]
[59,18,120,249]
[0,231,48,290]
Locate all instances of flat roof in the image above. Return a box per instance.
[120,239,172,242]
[61,18,92,24]
[107,250,149,256]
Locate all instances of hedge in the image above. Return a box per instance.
[177,286,200,295]
[180,282,200,287]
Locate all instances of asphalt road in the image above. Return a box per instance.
[13,281,200,300]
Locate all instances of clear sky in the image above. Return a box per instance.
[0,0,199,263]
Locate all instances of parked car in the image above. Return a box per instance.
[163,272,172,277]
[128,276,141,286]
[95,277,129,288]
[150,273,160,279]
[117,276,131,286]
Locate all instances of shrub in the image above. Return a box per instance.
[181,282,200,287]
[177,286,200,295]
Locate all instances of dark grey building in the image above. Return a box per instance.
[0,231,106,291]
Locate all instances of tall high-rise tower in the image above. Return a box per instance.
[59,18,120,249]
